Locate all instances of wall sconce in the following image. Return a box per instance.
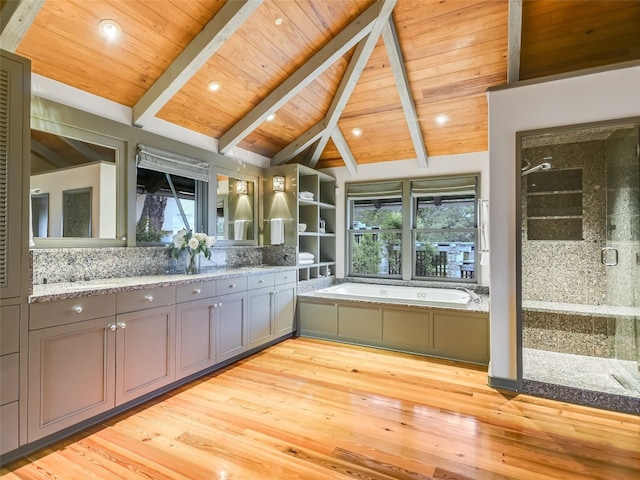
[236,180,248,195]
[272,175,285,192]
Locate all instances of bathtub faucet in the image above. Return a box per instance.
[456,287,481,303]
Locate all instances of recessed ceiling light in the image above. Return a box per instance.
[275,17,283,25]
[436,114,449,125]
[352,128,362,137]
[98,19,121,41]
[207,81,221,92]
[266,113,276,122]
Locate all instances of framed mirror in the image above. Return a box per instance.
[30,120,125,247]
[216,174,255,242]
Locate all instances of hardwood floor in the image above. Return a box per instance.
[2,337,639,479]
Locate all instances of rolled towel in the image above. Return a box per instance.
[298,259,314,265]
[298,252,315,261]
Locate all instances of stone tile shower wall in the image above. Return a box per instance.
[522,140,607,304]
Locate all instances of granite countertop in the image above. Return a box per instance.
[30,265,296,303]
[297,290,490,314]
[523,300,640,318]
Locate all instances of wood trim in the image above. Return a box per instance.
[330,126,358,175]
[132,0,262,127]
[218,1,386,154]
[0,0,45,52]
[507,0,523,82]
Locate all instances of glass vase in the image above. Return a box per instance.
[186,252,199,275]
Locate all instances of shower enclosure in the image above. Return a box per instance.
[518,118,640,411]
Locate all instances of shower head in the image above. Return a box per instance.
[521,162,551,176]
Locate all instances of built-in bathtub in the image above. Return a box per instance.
[312,282,473,308]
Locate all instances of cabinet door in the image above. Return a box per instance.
[215,292,247,363]
[28,317,116,441]
[176,298,216,380]
[115,305,175,405]
[247,286,274,349]
[274,283,296,337]
[0,51,29,301]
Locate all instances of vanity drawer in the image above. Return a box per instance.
[247,273,274,290]
[275,270,296,285]
[117,286,176,314]
[176,280,216,303]
[216,276,247,295]
[30,294,117,330]
[0,353,19,405]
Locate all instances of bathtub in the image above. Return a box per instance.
[312,282,472,308]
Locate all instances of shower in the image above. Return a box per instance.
[521,157,552,176]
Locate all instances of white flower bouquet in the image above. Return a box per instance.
[169,229,215,273]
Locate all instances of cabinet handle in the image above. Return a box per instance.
[144,295,154,302]
[118,322,127,329]
[73,306,83,313]
[193,288,202,294]
[109,324,117,331]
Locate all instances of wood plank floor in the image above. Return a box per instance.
[2,337,639,479]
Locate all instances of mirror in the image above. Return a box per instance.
[30,128,120,242]
[216,174,255,241]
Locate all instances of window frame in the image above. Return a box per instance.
[346,175,480,283]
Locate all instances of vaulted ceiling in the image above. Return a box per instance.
[2,0,639,172]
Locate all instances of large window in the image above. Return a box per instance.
[347,176,479,282]
[135,144,209,244]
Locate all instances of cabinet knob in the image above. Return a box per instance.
[258,279,265,283]
[283,276,289,280]
[230,284,236,288]
[73,306,83,314]
[211,303,219,308]
[145,295,154,302]
[193,288,202,294]
[109,324,117,331]
[218,302,223,307]
[118,322,127,329]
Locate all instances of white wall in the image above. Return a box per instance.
[31,162,116,238]
[322,151,490,286]
[487,64,640,384]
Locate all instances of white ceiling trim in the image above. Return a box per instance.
[308,0,398,167]
[330,126,358,175]
[507,0,523,82]
[133,0,262,127]
[217,1,388,155]
[270,120,327,166]
[0,0,45,52]
[382,18,428,168]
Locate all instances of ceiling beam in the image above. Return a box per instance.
[382,18,428,168]
[60,137,103,162]
[330,126,358,175]
[507,0,523,82]
[0,0,45,52]
[31,140,68,169]
[307,0,397,167]
[218,0,390,155]
[132,0,262,127]
[270,120,327,166]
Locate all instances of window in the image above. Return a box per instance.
[347,176,479,282]
[135,144,209,244]
[348,182,403,277]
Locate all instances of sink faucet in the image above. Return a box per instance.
[456,287,481,303]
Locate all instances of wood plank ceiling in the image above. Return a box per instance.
[3,0,640,172]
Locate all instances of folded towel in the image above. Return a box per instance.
[298,259,314,265]
[299,191,314,200]
[298,252,315,261]
[270,218,284,245]
[233,219,246,240]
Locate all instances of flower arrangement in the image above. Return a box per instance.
[169,229,216,274]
